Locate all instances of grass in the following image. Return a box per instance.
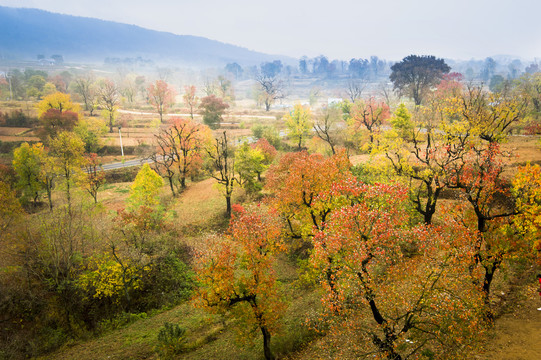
[41,172,324,360]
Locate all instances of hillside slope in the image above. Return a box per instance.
[0,6,290,66]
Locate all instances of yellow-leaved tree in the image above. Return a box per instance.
[129,163,164,210]
[513,163,541,264]
[37,91,81,117]
[284,104,312,150]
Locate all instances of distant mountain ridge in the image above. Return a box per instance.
[0,6,290,66]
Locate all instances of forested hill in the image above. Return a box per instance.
[0,6,288,66]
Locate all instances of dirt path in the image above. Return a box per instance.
[477,284,541,360]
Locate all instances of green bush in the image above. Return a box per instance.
[155,322,187,359]
[134,254,194,310]
[251,124,282,149]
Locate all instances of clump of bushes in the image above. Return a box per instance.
[0,110,37,127]
[155,322,188,359]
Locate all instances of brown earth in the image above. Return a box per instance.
[476,281,541,360]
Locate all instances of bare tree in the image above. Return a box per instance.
[255,74,285,111]
[345,78,366,103]
[97,79,119,133]
[378,81,394,105]
[183,85,198,119]
[206,131,238,216]
[72,74,97,116]
[120,74,138,104]
[150,132,178,196]
[203,78,216,96]
[314,106,341,155]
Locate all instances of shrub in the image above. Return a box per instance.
[0,110,37,127]
[155,322,188,359]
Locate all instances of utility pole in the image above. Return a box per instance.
[5,71,13,100]
[118,125,124,159]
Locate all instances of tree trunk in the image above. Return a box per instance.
[261,326,275,360]
[168,177,175,196]
[181,174,186,188]
[477,216,487,233]
[226,195,231,217]
[481,256,502,319]
[46,185,53,211]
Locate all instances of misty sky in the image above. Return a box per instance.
[1,0,540,61]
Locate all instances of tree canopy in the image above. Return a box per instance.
[390,55,450,105]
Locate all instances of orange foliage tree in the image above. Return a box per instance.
[147,80,177,123]
[311,179,485,359]
[443,142,524,313]
[151,117,212,195]
[195,206,285,360]
[349,98,390,147]
[265,150,353,242]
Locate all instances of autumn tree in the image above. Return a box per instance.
[199,95,229,129]
[389,103,414,140]
[390,55,451,105]
[251,124,282,150]
[381,100,469,224]
[147,80,177,123]
[195,206,285,360]
[105,164,165,309]
[206,131,238,216]
[311,180,485,359]
[446,85,527,143]
[37,109,79,142]
[79,153,106,203]
[284,104,312,150]
[72,75,97,115]
[265,150,353,243]
[74,116,107,153]
[513,163,541,263]
[129,163,163,211]
[252,138,277,181]
[443,141,520,312]
[49,132,85,213]
[151,117,212,195]
[0,180,23,234]
[97,79,119,133]
[313,105,342,155]
[182,85,199,119]
[13,142,46,205]
[433,72,464,99]
[26,74,46,99]
[150,142,176,196]
[41,154,56,211]
[235,142,265,193]
[349,97,390,147]
[255,73,285,111]
[37,91,81,117]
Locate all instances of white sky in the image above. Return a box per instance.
[1,0,540,61]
